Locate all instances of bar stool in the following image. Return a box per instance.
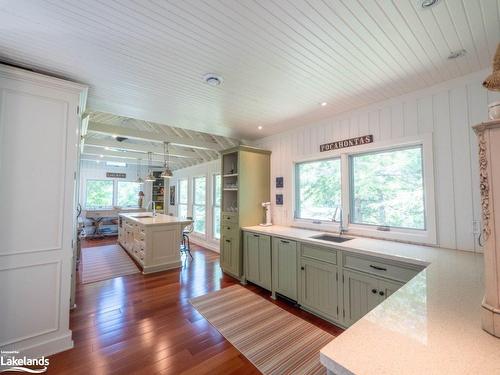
[181,217,194,259]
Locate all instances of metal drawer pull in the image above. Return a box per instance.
[225,239,231,243]
[379,291,385,296]
[371,289,377,294]
[301,266,305,270]
[253,234,260,237]
[280,240,289,244]
[369,264,387,271]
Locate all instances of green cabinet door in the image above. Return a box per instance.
[244,232,271,290]
[378,278,404,299]
[272,237,298,301]
[299,257,340,322]
[343,270,381,326]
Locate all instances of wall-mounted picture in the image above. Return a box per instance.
[276,194,283,205]
[169,185,176,205]
[276,177,284,188]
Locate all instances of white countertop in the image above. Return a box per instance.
[120,212,192,227]
[242,225,500,374]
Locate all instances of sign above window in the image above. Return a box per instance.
[106,172,126,178]
[320,135,373,152]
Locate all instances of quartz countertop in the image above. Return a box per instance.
[120,212,192,227]
[242,225,500,374]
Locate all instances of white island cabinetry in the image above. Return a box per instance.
[118,213,191,274]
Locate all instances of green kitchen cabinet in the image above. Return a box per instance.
[221,235,239,276]
[343,269,403,326]
[272,237,298,301]
[219,146,271,280]
[244,232,271,290]
[299,257,340,323]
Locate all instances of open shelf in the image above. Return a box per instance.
[223,173,238,177]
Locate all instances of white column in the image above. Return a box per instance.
[474,119,500,338]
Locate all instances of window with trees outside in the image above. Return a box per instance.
[85,180,114,209]
[117,181,142,208]
[350,145,425,230]
[213,174,221,239]
[295,158,341,221]
[193,176,206,234]
[178,179,188,219]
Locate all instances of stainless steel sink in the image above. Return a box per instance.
[310,234,353,243]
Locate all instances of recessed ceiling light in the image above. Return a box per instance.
[320,102,328,107]
[448,49,467,59]
[421,0,439,8]
[203,73,223,86]
[100,154,104,158]
[258,125,263,130]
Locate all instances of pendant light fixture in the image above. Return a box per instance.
[160,141,173,179]
[145,151,156,182]
[136,158,144,184]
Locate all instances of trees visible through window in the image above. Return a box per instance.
[117,181,141,208]
[295,158,341,221]
[350,146,425,230]
[193,176,206,234]
[178,179,188,218]
[213,174,221,239]
[85,180,113,209]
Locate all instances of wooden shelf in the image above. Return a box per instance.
[223,173,238,177]
[223,188,238,191]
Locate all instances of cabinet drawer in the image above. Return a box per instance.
[222,212,238,224]
[343,253,420,283]
[301,244,337,265]
[222,223,239,239]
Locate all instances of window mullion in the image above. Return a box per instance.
[341,153,350,230]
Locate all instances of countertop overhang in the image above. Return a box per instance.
[242,225,500,374]
[120,212,192,227]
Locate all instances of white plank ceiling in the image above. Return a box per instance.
[0,0,499,142]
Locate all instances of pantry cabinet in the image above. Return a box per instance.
[219,146,271,280]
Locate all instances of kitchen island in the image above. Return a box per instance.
[241,225,500,375]
[118,213,192,274]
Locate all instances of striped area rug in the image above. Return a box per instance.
[81,244,139,284]
[190,285,335,375]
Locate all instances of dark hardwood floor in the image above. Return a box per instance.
[48,239,343,374]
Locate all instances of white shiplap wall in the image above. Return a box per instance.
[254,68,500,252]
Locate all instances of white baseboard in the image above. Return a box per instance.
[189,237,220,253]
[11,331,74,359]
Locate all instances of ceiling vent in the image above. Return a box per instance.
[203,73,223,86]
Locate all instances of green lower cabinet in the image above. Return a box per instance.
[244,232,271,290]
[343,269,403,326]
[221,234,240,278]
[272,238,298,301]
[299,257,340,323]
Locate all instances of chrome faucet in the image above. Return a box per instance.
[332,207,347,236]
[147,200,157,217]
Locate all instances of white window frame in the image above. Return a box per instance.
[192,175,207,235]
[292,134,436,244]
[213,173,221,240]
[84,179,142,209]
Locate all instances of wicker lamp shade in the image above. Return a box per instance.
[483,43,500,91]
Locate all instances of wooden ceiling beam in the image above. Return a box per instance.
[87,121,225,151]
[84,138,199,159]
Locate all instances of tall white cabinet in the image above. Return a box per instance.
[0,64,87,357]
